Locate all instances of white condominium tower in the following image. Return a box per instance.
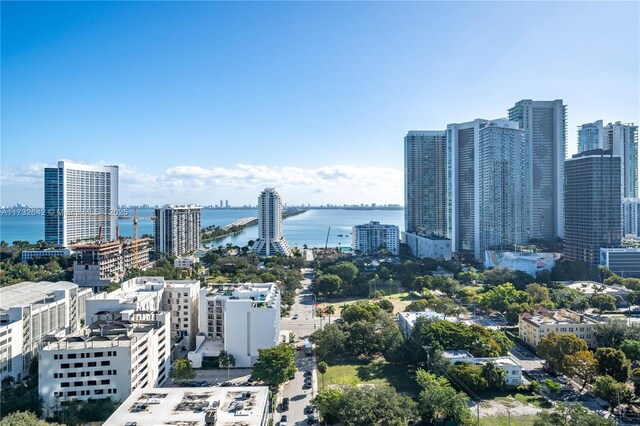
[446,119,530,259]
[154,205,202,257]
[252,188,292,257]
[404,131,447,236]
[44,161,119,246]
[578,121,638,198]
[509,99,567,240]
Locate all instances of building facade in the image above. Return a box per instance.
[154,205,202,257]
[39,310,171,417]
[401,232,452,260]
[508,100,567,240]
[518,309,600,348]
[252,188,292,257]
[44,161,119,247]
[600,248,640,278]
[72,238,153,291]
[404,130,447,236]
[578,120,604,154]
[443,350,523,386]
[0,281,92,381]
[478,122,530,255]
[21,248,72,262]
[191,283,280,368]
[352,221,400,255]
[603,122,638,198]
[564,149,622,266]
[622,198,640,237]
[484,251,556,277]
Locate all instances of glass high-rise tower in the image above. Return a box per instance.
[252,188,292,257]
[509,99,567,240]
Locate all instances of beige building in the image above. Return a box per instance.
[519,309,601,348]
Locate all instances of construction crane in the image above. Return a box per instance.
[324,227,331,253]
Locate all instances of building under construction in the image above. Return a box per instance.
[72,237,153,291]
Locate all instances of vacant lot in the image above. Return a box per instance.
[480,415,537,426]
[320,358,419,394]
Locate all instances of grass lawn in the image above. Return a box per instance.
[320,288,415,314]
[479,391,552,409]
[320,358,420,394]
[480,415,536,426]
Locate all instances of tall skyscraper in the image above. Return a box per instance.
[577,120,604,153]
[154,205,202,256]
[446,119,529,258]
[622,198,640,237]
[478,122,529,254]
[252,188,292,257]
[509,99,567,240]
[404,131,447,236]
[44,161,119,246]
[604,122,638,198]
[564,149,621,266]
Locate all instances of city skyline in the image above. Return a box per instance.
[2,2,639,206]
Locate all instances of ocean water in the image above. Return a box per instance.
[0,208,404,248]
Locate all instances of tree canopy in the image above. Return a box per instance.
[251,344,296,386]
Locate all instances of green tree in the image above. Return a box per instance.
[170,358,196,381]
[416,369,471,424]
[590,294,617,313]
[325,262,359,284]
[404,298,430,312]
[620,339,640,361]
[537,332,588,371]
[594,320,639,348]
[480,283,527,314]
[450,363,488,392]
[543,378,561,394]
[312,388,344,424]
[458,270,479,285]
[340,301,380,323]
[376,298,394,313]
[317,361,328,388]
[595,347,631,382]
[310,324,347,360]
[251,343,296,386]
[533,402,615,426]
[562,350,598,391]
[218,350,236,381]
[324,305,336,324]
[482,360,506,391]
[525,283,551,304]
[338,385,417,426]
[314,274,343,296]
[0,411,58,426]
[631,368,640,397]
[593,375,633,413]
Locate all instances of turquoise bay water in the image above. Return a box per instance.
[0,208,404,248]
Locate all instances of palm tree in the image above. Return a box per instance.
[482,361,506,391]
[317,361,328,388]
[324,305,335,325]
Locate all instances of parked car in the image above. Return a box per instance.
[281,398,289,411]
[304,405,314,415]
[279,415,288,426]
[303,370,312,377]
[307,414,317,424]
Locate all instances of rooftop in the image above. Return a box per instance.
[104,386,269,426]
[564,281,629,296]
[443,350,522,367]
[520,309,600,326]
[203,283,278,306]
[0,281,81,311]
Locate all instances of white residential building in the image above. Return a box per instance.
[88,277,200,349]
[154,205,202,257]
[39,310,171,417]
[402,232,452,260]
[0,281,92,381]
[104,386,270,426]
[564,280,630,300]
[252,188,292,257]
[397,310,467,339]
[352,221,400,255]
[44,161,119,247]
[190,283,280,368]
[604,122,638,198]
[174,256,200,269]
[509,100,567,240]
[21,248,72,262]
[443,350,523,386]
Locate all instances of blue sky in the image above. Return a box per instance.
[2,1,639,206]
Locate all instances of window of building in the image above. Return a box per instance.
[61,363,70,369]
[101,379,110,385]
[87,380,97,386]
[95,389,104,395]
[61,382,70,388]
[94,352,104,357]
[67,372,77,378]
[101,360,110,366]
[95,371,104,376]
[88,362,96,367]
[67,391,77,397]
[74,381,83,387]
[73,362,83,368]
[67,354,77,359]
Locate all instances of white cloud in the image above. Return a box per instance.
[0,163,403,206]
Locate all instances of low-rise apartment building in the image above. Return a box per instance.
[402,232,452,259]
[518,309,600,348]
[88,277,199,349]
[190,283,280,368]
[397,310,469,339]
[21,248,72,262]
[174,256,200,269]
[39,310,171,417]
[73,238,153,291]
[443,350,523,385]
[0,281,92,381]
